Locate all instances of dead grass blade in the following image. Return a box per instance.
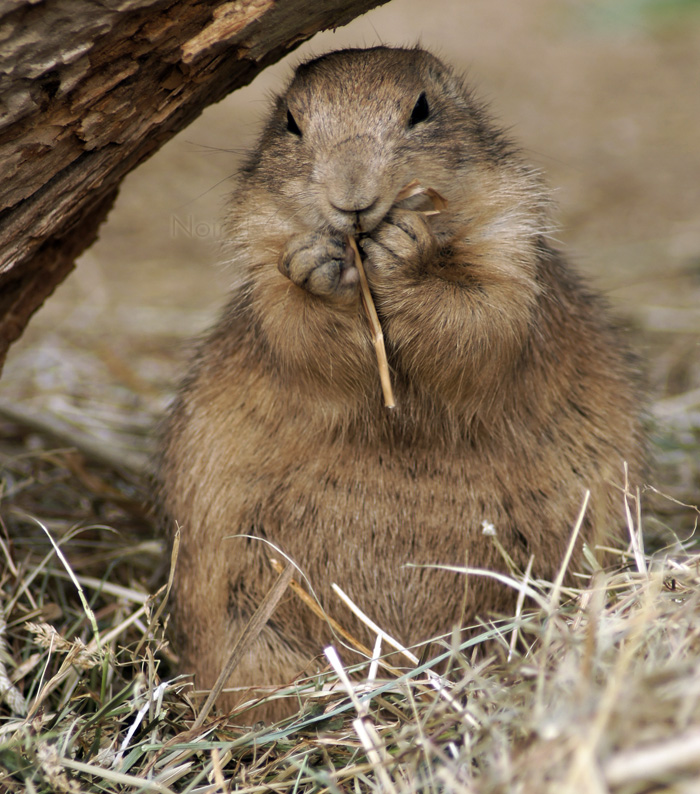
[192,561,294,730]
[394,178,448,215]
[269,557,399,673]
[346,179,448,410]
[347,235,395,409]
[133,525,180,659]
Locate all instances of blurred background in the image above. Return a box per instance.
[2,0,699,522]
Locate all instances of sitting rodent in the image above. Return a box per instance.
[157,46,644,719]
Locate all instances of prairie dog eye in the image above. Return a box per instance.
[408,92,430,127]
[286,109,302,137]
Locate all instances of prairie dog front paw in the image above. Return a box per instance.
[360,209,438,280]
[279,232,359,303]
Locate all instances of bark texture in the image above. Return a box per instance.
[0,0,389,372]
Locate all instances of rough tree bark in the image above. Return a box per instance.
[0,0,390,373]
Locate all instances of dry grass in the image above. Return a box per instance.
[349,180,448,410]
[0,401,699,793]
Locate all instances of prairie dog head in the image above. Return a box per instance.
[245,47,545,244]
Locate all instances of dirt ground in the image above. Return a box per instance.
[2,0,699,507]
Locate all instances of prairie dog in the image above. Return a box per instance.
[157,47,644,718]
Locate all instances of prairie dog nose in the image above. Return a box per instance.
[319,134,387,226]
[329,196,379,216]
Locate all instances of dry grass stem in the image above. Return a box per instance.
[192,561,294,730]
[347,235,395,409]
[346,180,447,410]
[508,553,535,662]
[324,646,366,716]
[548,489,591,614]
[35,517,102,650]
[269,557,400,674]
[332,582,418,664]
[332,581,474,723]
[394,178,448,215]
[0,605,27,716]
[603,728,700,786]
[60,757,177,793]
[133,526,179,658]
[326,647,398,794]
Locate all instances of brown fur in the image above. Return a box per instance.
[156,47,644,720]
